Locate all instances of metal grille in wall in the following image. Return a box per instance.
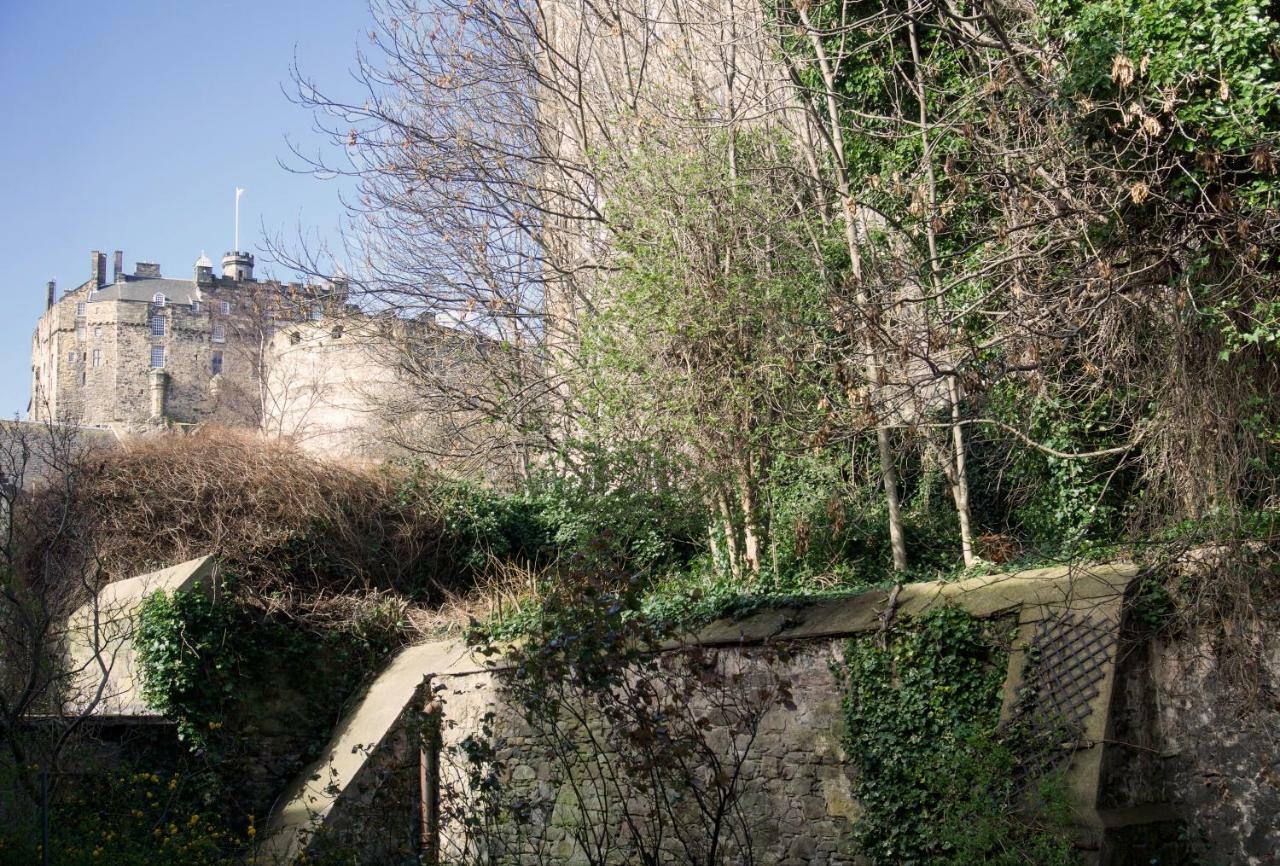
[1006,611,1117,785]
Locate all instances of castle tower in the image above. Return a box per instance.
[222,251,254,281]
[195,252,214,287]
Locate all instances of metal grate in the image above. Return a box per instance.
[1007,611,1116,782]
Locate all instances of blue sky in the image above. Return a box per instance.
[0,0,371,417]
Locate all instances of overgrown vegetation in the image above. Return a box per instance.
[132,583,393,831]
[0,768,255,866]
[838,607,1079,865]
[8,0,1280,861]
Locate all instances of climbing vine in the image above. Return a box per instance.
[134,583,397,826]
[838,606,1080,865]
[135,587,252,749]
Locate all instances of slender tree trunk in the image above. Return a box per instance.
[795,5,908,572]
[715,487,743,580]
[908,15,977,567]
[738,470,762,578]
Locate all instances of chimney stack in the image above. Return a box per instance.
[46,280,56,310]
[113,250,124,283]
[91,250,107,288]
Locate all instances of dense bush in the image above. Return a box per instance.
[16,429,443,599]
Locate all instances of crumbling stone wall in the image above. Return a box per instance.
[272,565,1280,866]
[433,642,862,866]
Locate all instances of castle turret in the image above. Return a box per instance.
[222,251,254,281]
[46,280,56,310]
[195,252,214,287]
[113,250,124,283]
[329,266,350,305]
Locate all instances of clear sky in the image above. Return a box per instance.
[0,0,370,417]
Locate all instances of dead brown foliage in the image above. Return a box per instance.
[21,428,449,604]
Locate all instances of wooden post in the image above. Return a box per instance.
[419,697,442,864]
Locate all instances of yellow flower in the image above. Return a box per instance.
[246,826,257,838]
[189,813,201,826]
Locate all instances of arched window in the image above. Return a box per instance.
[152,293,166,306]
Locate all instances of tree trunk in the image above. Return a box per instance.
[794,4,908,572]
[908,15,977,567]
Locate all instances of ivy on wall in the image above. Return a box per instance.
[837,606,1080,865]
[134,583,395,823]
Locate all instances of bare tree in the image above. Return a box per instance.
[0,418,122,820]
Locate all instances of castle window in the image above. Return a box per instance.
[191,300,201,314]
[220,300,231,315]
[94,326,102,339]
[150,346,165,368]
[153,293,166,306]
[76,302,86,317]
[91,349,102,368]
[76,324,86,341]
[150,314,166,337]
[80,371,86,386]
[212,323,226,343]
[211,350,223,375]
[67,351,76,364]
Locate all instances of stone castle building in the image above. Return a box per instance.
[30,248,343,434]
[29,247,506,469]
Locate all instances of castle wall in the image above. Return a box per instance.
[30,266,307,432]
[263,317,511,473]
[29,255,493,462]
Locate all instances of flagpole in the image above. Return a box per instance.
[234,187,244,251]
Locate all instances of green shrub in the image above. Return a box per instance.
[0,767,251,866]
